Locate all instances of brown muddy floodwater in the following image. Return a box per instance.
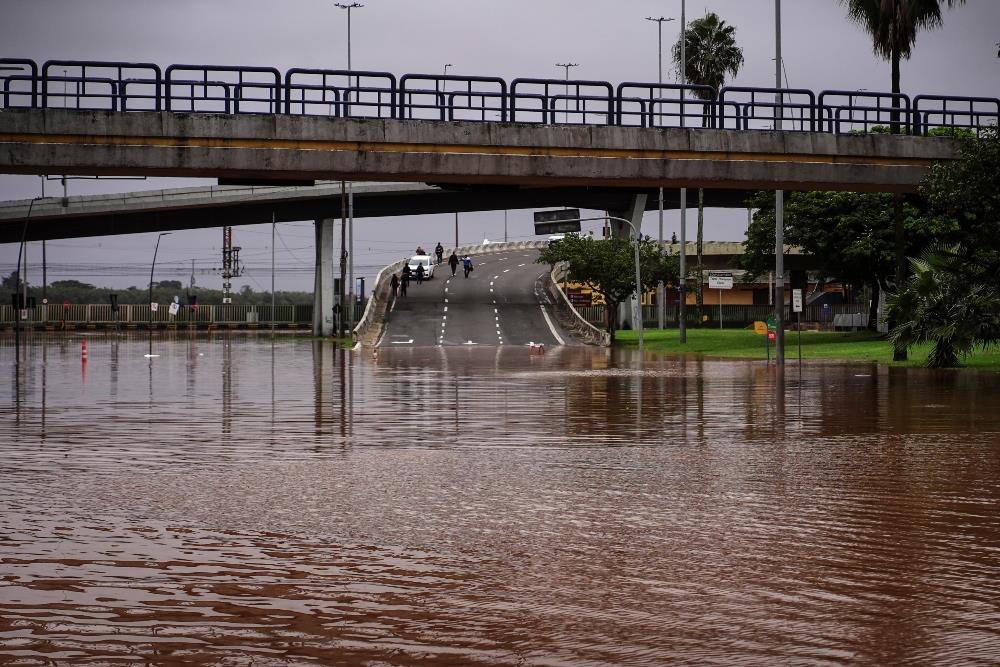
[1,335,999,666]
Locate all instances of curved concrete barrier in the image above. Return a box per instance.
[352,257,406,346]
[546,262,611,347]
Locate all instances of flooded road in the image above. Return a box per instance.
[2,336,999,665]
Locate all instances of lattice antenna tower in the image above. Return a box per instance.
[221,226,242,304]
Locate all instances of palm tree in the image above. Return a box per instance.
[840,0,966,360]
[888,247,1000,367]
[841,0,966,125]
[672,12,744,324]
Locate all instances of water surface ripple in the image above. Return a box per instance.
[2,337,999,665]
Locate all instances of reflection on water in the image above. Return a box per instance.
[2,335,1000,665]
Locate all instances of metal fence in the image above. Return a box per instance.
[1,57,996,136]
[0,303,348,327]
[574,303,873,329]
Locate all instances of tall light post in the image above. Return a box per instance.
[774,0,785,366]
[677,0,688,343]
[646,15,674,330]
[335,2,363,333]
[555,62,578,123]
[148,232,171,342]
[13,198,39,367]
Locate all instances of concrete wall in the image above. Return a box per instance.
[0,108,959,193]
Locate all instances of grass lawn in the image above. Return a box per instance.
[614,328,1000,370]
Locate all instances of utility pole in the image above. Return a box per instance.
[271,212,276,338]
[678,0,688,343]
[774,0,785,366]
[555,62,578,123]
[646,15,674,330]
[335,1,363,333]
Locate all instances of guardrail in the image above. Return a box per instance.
[2,57,996,136]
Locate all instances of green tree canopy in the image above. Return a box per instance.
[888,128,1000,366]
[537,234,678,341]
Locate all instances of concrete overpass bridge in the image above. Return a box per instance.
[2,57,996,338]
[2,57,994,194]
[0,181,752,243]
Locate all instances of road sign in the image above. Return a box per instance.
[150,302,158,312]
[533,208,582,235]
[792,289,803,313]
[753,321,768,335]
[168,302,180,316]
[708,273,733,290]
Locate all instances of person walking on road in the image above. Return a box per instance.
[448,251,459,277]
[400,270,409,297]
[435,242,444,265]
[390,273,399,298]
[462,255,473,278]
[415,263,425,285]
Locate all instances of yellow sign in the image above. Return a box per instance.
[753,321,768,335]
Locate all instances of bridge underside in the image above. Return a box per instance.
[0,181,752,243]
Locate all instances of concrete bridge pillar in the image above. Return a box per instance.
[610,193,647,332]
[313,218,335,336]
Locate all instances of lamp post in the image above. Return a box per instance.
[774,0,785,366]
[335,2,363,333]
[646,15,674,330]
[148,232,170,340]
[555,62,578,123]
[677,0,688,343]
[13,198,39,367]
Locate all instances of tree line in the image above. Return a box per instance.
[2,276,313,307]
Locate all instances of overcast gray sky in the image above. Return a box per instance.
[2,0,998,291]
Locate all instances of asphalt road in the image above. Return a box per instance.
[380,249,576,348]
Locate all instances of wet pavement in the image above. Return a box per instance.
[2,335,999,665]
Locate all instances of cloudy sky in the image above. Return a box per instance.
[1,0,997,291]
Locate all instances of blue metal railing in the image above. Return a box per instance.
[2,57,997,136]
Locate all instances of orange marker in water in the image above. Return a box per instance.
[81,338,88,361]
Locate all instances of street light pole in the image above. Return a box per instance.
[555,62,578,123]
[774,0,785,366]
[678,0,688,343]
[148,232,170,342]
[646,15,674,331]
[335,2,363,334]
[14,198,39,367]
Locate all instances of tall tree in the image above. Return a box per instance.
[841,0,966,107]
[840,0,966,359]
[672,12,744,325]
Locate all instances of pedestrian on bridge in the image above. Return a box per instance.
[435,242,444,265]
[448,251,459,276]
[400,271,409,297]
[462,255,473,278]
[390,273,399,298]
[415,263,425,285]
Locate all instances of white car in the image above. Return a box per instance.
[407,254,435,279]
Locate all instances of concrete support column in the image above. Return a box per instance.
[313,218,335,336]
[610,193,647,331]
